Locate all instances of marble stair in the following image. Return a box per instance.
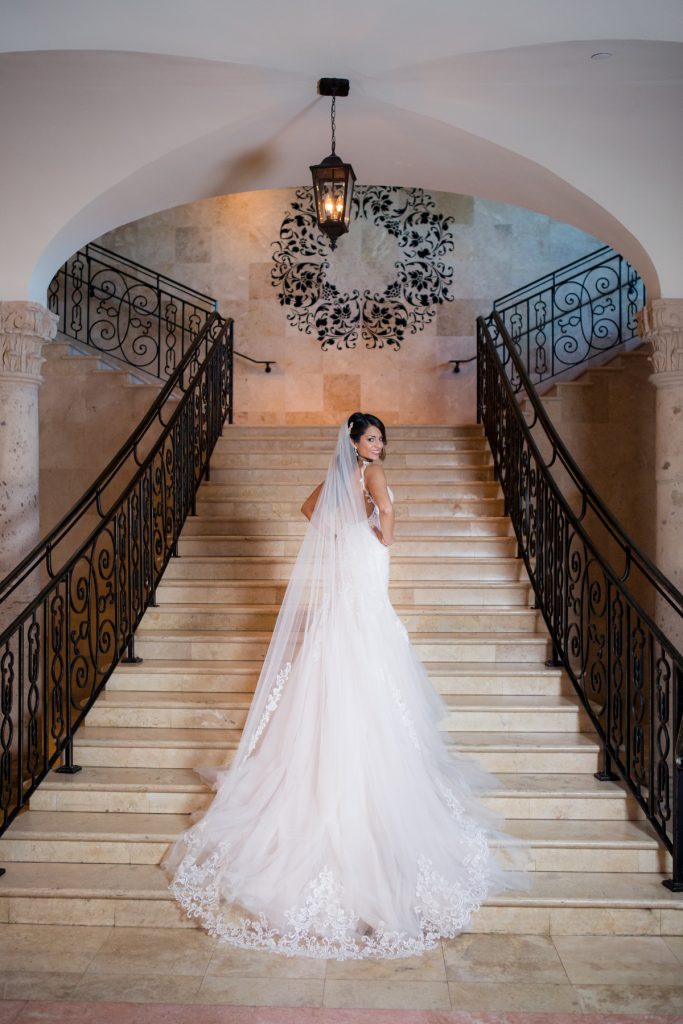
[1,424,681,937]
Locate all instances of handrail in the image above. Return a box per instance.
[47,243,217,382]
[492,246,645,390]
[235,350,275,373]
[477,312,683,887]
[0,311,226,607]
[494,245,612,307]
[488,311,683,616]
[0,311,234,838]
[85,243,218,307]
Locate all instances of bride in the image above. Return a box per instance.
[165,411,524,959]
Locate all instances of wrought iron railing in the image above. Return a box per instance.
[477,312,683,890]
[48,243,217,381]
[48,242,274,378]
[0,311,233,844]
[493,246,645,390]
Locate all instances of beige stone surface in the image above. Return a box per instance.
[0,300,57,626]
[195,975,324,1006]
[322,978,451,1010]
[97,188,598,426]
[553,934,683,985]
[448,981,581,1012]
[442,933,568,984]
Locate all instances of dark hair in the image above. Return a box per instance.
[347,412,388,460]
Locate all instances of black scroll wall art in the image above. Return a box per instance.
[271,186,455,350]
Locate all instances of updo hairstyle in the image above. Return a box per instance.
[347,412,388,461]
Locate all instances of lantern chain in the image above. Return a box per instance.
[330,96,336,155]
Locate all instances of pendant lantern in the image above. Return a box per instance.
[310,78,356,249]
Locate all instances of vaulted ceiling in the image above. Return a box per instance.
[1,0,682,299]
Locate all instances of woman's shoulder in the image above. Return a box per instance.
[364,462,388,489]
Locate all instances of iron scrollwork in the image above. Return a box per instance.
[477,310,683,888]
[271,186,455,350]
[493,246,646,390]
[48,243,216,382]
[0,309,233,838]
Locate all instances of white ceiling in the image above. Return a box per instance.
[1,0,682,300]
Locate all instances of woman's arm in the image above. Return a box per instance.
[301,482,323,521]
[365,464,394,546]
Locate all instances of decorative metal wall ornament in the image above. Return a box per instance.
[271,185,455,350]
[310,78,355,250]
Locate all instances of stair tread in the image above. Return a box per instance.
[113,659,562,676]
[38,767,632,799]
[135,629,547,642]
[97,691,580,712]
[5,812,659,847]
[144,603,531,615]
[1,864,680,907]
[74,727,597,749]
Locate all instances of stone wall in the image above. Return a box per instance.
[97,187,599,425]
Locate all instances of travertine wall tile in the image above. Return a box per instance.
[97,187,599,424]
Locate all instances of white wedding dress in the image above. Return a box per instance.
[165,422,525,959]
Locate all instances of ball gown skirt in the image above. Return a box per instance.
[164,515,526,959]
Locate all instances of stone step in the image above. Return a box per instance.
[208,466,496,485]
[176,535,517,558]
[1,864,680,935]
[198,481,503,501]
[155,579,531,607]
[194,497,506,518]
[86,691,589,734]
[1,812,668,873]
[31,768,644,822]
[138,604,540,634]
[180,515,514,538]
[161,555,526,581]
[218,425,485,441]
[132,629,550,663]
[71,727,598,772]
[108,660,570,697]
[210,451,493,469]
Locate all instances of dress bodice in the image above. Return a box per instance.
[360,460,393,530]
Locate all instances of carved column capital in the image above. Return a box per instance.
[0,301,58,386]
[638,298,683,389]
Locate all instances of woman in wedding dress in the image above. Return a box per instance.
[165,412,525,959]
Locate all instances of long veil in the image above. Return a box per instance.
[233,418,369,768]
[165,418,528,958]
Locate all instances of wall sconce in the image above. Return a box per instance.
[310,78,356,250]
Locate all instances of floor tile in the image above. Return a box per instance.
[1,972,82,1001]
[448,980,582,1012]
[442,933,567,984]
[72,973,204,1004]
[85,925,216,977]
[322,979,451,1010]
[196,975,324,1006]
[206,944,325,979]
[553,935,683,986]
[0,924,112,973]
[664,936,683,964]
[577,983,683,1016]
[325,944,446,981]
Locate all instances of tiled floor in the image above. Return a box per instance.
[0,925,681,1016]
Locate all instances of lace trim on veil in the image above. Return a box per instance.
[169,781,492,960]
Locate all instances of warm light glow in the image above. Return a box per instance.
[322,189,344,222]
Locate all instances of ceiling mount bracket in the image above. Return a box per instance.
[318,78,350,97]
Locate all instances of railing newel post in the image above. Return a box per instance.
[55,739,82,775]
[122,637,143,665]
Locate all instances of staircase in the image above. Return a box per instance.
[1,424,681,936]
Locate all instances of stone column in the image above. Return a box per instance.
[0,301,57,630]
[638,298,683,651]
